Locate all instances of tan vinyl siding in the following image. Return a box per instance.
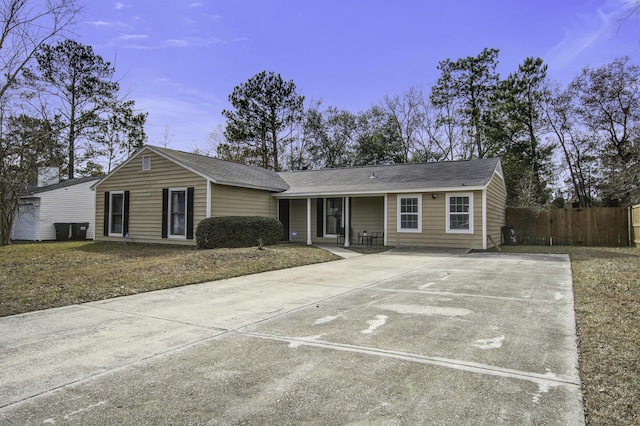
[95,151,207,245]
[387,191,484,250]
[350,197,384,237]
[210,185,277,217]
[485,172,507,248]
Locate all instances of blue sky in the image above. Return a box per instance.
[77,0,640,152]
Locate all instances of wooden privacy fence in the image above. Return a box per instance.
[632,204,640,246]
[505,207,631,246]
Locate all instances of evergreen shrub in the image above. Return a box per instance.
[196,216,283,249]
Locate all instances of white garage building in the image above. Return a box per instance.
[11,169,100,241]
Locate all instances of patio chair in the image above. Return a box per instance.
[337,227,345,245]
[371,231,384,246]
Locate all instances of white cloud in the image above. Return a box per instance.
[164,39,190,47]
[86,20,112,27]
[162,36,223,48]
[133,77,227,149]
[117,34,148,41]
[545,2,625,71]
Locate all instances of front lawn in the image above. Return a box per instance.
[0,241,338,317]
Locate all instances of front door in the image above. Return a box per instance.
[325,197,343,236]
[278,199,290,241]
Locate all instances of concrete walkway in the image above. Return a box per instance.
[0,250,584,425]
[313,243,364,258]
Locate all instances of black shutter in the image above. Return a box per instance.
[123,191,130,236]
[162,189,168,238]
[186,187,194,239]
[316,198,323,237]
[103,192,110,236]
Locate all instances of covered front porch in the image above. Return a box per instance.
[277,196,386,247]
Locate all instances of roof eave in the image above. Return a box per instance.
[273,185,487,198]
[215,180,288,193]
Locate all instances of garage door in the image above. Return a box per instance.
[12,203,36,241]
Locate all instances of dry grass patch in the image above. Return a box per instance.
[500,245,640,426]
[0,242,339,317]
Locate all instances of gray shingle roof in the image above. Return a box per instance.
[129,146,501,196]
[150,146,289,192]
[25,176,102,196]
[277,158,501,196]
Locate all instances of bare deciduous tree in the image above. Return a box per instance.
[1,0,80,100]
[380,85,426,163]
[0,0,80,245]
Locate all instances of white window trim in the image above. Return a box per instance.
[168,187,187,239]
[142,155,151,171]
[109,191,124,237]
[446,192,474,234]
[397,194,422,233]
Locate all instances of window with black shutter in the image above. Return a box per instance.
[163,187,194,239]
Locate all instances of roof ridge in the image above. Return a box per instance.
[146,145,289,192]
[149,144,283,174]
[279,157,499,174]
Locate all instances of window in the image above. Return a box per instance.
[103,191,129,237]
[397,195,422,232]
[162,187,194,240]
[446,193,473,233]
[169,189,186,237]
[325,198,342,235]
[110,192,124,235]
[142,155,151,170]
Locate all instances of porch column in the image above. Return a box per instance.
[344,196,350,247]
[384,194,388,246]
[306,197,312,245]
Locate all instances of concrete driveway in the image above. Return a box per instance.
[0,249,584,425]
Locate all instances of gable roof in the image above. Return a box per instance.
[94,145,502,197]
[276,158,502,197]
[150,146,290,191]
[23,176,102,196]
[94,145,290,192]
